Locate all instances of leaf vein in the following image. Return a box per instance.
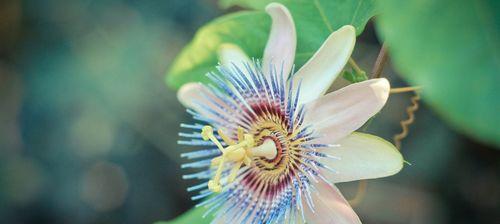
[350,0,363,25]
[313,0,334,32]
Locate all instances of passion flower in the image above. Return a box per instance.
[177,3,403,224]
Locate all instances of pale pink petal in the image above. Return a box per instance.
[262,3,296,79]
[320,132,403,183]
[305,78,390,142]
[293,25,356,105]
[218,43,251,68]
[217,43,256,84]
[177,83,239,129]
[177,82,210,110]
[305,181,361,224]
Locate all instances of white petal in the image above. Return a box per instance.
[305,78,390,142]
[177,82,208,110]
[262,3,296,79]
[294,25,356,105]
[218,43,251,68]
[305,182,361,224]
[320,132,403,183]
[218,43,255,83]
[177,82,236,128]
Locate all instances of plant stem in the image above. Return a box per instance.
[348,57,364,74]
[348,180,367,207]
[371,43,388,78]
[390,86,422,94]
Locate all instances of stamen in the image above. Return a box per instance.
[201,126,225,151]
[201,125,257,193]
[201,125,279,192]
[218,128,236,145]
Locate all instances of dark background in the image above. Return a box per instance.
[0,0,498,223]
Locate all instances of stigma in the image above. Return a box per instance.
[200,125,277,193]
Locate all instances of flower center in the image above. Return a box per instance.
[241,114,308,195]
[201,125,279,193]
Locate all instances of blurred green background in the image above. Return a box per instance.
[0,0,498,223]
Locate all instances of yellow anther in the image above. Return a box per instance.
[201,126,225,151]
[208,155,226,193]
[208,180,222,193]
[201,126,213,140]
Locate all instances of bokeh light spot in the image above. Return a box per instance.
[80,161,128,212]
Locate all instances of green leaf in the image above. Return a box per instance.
[342,69,368,83]
[166,11,271,89]
[221,0,377,64]
[376,0,500,147]
[220,0,377,36]
[166,0,377,89]
[154,206,211,224]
